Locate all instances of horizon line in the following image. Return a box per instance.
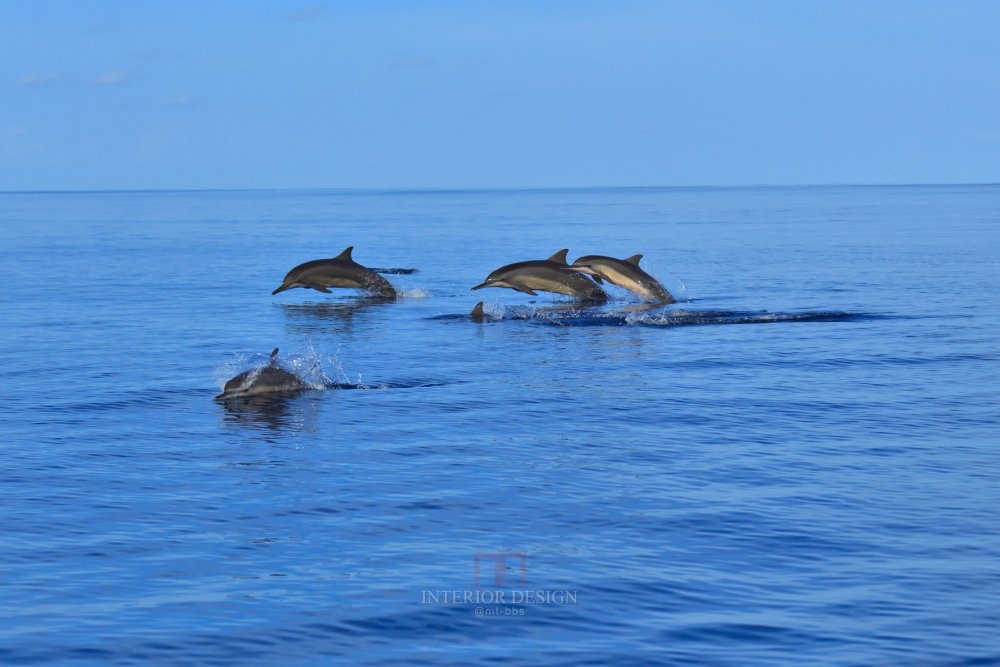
[1,181,998,195]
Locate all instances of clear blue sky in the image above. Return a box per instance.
[2,1,998,190]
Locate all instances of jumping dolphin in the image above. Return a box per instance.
[566,254,676,304]
[272,247,397,297]
[471,249,607,302]
[215,348,309,400]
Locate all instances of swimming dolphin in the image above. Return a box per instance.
[272,247,397,297]
[566,254,676,304]
[471,301,486,321]
[471,249,607,302]
[215,348,309,400]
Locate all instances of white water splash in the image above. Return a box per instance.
[483,299,506,320]
[214,343,345,391]
[213,350,262,389]
[398,288,433,298]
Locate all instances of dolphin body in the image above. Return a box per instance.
[272,247,396,297]
[472,249,607,302]
[215,348,309,400]
[566,254,676,304]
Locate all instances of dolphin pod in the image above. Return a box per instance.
[271,245,673,304]
[218,247,678,399]
[215,348,309,400]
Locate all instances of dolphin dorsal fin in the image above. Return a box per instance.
[334,246,354,261]
[624,254,643,266]
[547,249,570,265]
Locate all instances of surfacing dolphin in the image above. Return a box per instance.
[471,301,486,321]
[215,348,309,400]
[472,249,607,302]
[272,247,396,297]
[566,254,676,304]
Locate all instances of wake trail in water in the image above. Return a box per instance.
[325,379,449,390]
[528,308,864,327]
[215,346,447,397]
[369,267,419,274]
[432,306,870,327]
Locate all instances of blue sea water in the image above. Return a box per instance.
[1,185,998,666]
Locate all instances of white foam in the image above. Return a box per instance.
[483,299,505,319]
[215,343,343,391]
[213,351,258,389]
[398,288,433,298]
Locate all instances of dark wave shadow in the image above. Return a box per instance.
[216,379,450,434]
[218,391,323,434]
[325,379,450,390]
[432,304,873,328]
[368,267,419,274]
[277,296,396,334]
[278,296,396,321]
[530,309,869,328]
[427,301,584,322]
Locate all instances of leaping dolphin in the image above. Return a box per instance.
[472,249,607,302]
[215,348,309,400]
[566,254,676,304]
[272,247,397,297]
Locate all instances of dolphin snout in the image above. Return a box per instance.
[272,284,291,295]
[471,280,491,290]
[566,264,597,275]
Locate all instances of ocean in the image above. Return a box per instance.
[1,185,998,665]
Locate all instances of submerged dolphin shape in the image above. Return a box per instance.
[471,249,607,302]
[215,348,309,400]
[272,247,397,297]
[566,254,676,304]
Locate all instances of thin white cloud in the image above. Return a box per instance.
[18,73,58,88]
[158,95,197,108]
[93,70,127,86]
[288,4,326,22]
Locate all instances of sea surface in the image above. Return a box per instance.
[1,185,998,666]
